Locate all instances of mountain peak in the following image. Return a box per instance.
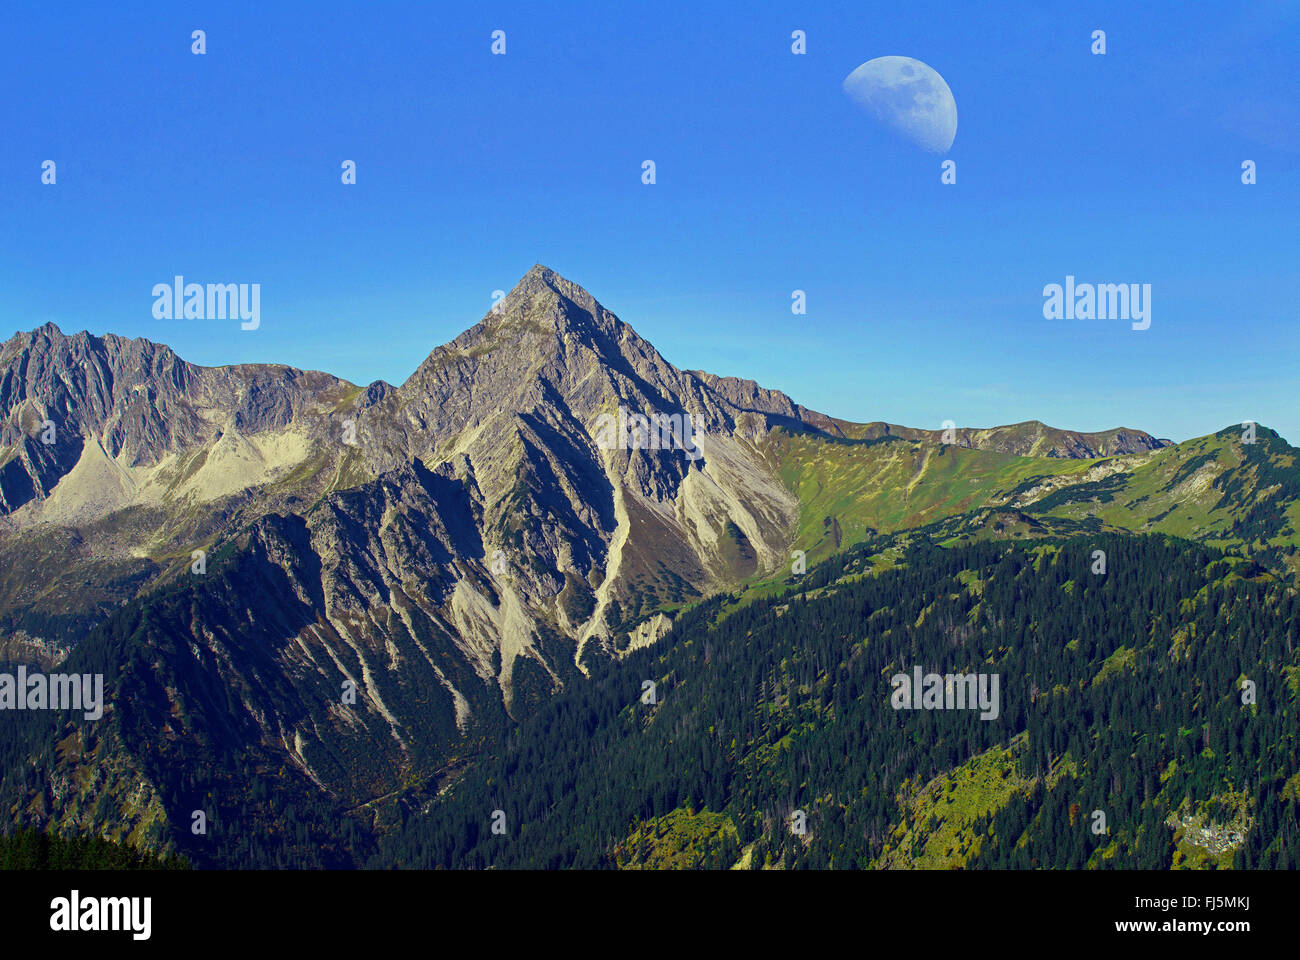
[503,263,613,330]
[521,262,559,283]
[411,264,634,375]
[5,321,66,352]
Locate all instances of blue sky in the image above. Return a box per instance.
[2,1,1297,443]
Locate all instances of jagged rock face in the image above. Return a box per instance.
[346,266,811,667]
[0,266,1178,849]
[0,323,364,657]
[0,323,353,518]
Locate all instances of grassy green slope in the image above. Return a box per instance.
[1028,427,1300,552]
[761,433,1116,565]
[761,424,1300,578]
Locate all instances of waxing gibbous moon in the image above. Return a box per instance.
[843,56,957,154]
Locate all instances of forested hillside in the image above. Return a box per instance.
[7,523,1295,869]
[381,531,1300,869]
[0,828,186,870]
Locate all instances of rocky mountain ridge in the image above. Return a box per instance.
[2,266,1234,859]
[0,265,1170,682]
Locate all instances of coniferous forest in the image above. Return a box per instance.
[374,532,1300,870]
